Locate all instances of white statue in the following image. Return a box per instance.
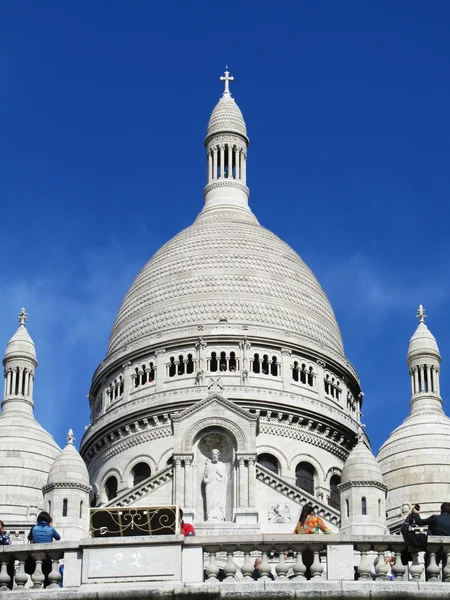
[203,448,227,521]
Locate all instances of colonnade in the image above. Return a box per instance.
[3,366,34,398]
[207,144,247,184]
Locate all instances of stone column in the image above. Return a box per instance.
[410,371,414,396]
[24,371,31,397]
[419,365,425,392]
[436,369,441,395]
[208,150,212,183]
[155,349,166,392]
[238,457,246,508]
[234,147,240,179]
[219,145,225,179]
[248,456,256,508]
[430,367,436,393]
[3,371,8,397]
[281,348,292,390]
[242,151,247,183]
[212,148,218,180]
[122,362,132,402]
[174,457,183,507]
[413,367,419,394]
[11,369,17,396]
[184,457,193,509]
[240,151,245,184]
[28,374,34,399]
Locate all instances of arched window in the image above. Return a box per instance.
[262,355,269,375]
[345,499,349,518]
[361,497,367,516]
[257,453,279,474]
[295,462,315,495]
[166,456,173,467]
[378,498,381,517]
[148,362,155,382]
[105,476,118,502]
[169,357,176,377]
[210,352,218,372]
[270,356,278,376]
[219,351,227,372]
[119,376,124,395]
[300,364,307,384]
[132,462,151,486]
[48,501,51,514]
[79,501,84,519]
[141,365,148,385]
[328,475,341,510]
[178,355,185,376]
[134,367,140,387]
[62,498,68,517]
[292,361,299,382]
[253,353,260,374]
[186,354,194,374]
[229,352,237,371]
[307,367,314,387]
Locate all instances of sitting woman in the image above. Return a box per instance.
[293,504,332,534]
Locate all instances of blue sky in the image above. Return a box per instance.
[1,1,449,454]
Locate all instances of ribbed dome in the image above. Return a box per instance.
[107,208,344,358]
[0,413,60,522]
[4,324,36,363]
[341,439,383,485]
[48,431,89,487]
[207,94,248,139]
[408,321,440,356]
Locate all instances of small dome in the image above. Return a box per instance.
[206,94,248,140]
[47,430,89,487]
[341,439,383,485]
[4,324,36,364]
[408,321,440,357]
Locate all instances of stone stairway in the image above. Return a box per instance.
[256,463,340,526]
[105,465,173,507]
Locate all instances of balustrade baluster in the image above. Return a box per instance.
[14,556,28,588]
[47,554,63,588]
[356,545,371,580]
[258,549,272,580]
[409,550,424,581]
[274,546,289,579]
[442,547,450,582]
[0,560,11,590]
[374,547,389,580]
[204,551,220,581]
[426,545,441,582]
[31,552,46,588]
[310,546,324,579]
[391,547,406,580]
[240,549,254,580]
[223,550,237,581]
[292,545,306,580]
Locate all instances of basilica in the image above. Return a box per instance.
[1,70,450,543]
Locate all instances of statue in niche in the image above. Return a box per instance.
[203,448,227,521]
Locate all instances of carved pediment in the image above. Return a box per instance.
[172,393,258,423]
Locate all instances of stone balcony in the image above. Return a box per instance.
[1,534,450,599]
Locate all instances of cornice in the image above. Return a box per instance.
[43,482,91,494]
[338,481,388,493]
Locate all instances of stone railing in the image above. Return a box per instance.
[1,534,450,598]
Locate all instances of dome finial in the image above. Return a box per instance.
[18,308,28,327]
[416,304,427,324]
[220,67,234,97]
[66,429,75,445]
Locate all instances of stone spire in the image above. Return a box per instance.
[407,305,442,415]
[2,308,38,415]
[202,68,251,216]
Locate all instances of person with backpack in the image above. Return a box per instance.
[28,511,60,543]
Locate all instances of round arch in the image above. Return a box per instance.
[182,416,245,452]
[256,445,289,473]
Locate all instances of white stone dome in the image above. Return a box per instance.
[4,323,37,363]
[0,413,60,522]
[107,207,344,358]
[47,430,89,487]
[408,321,439,356]
[341,439,383,484]
[206,93,248,140]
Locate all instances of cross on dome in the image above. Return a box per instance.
[416,304,427,324]
[66,429,75,445]
[18,307,28,326]
[220,67,234,96]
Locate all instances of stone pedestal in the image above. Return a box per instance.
[234,508,259,525]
